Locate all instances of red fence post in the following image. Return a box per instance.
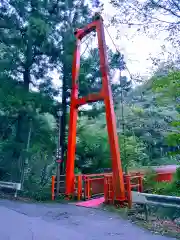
[110,176,114,204]
[51,175,55,201]
[87,177,91,199]
[77,175,82,201]
[104,175,108,203]
[125,175,132,209]
[138,175,143,192]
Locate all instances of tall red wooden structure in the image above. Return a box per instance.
[65,15,125,202]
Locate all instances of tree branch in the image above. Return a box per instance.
[170,0,180,12]
[150,0,180,18]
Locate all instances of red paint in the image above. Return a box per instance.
[51,175,55,201]
[56,160,62,163]
[156,172,173,182]
[76,197,105,208]
[65,15,125,201]
[128,165,177,183]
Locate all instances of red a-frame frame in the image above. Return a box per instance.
[65,15,125,201]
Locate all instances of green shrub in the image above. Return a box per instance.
[152,181,173,195]
[143,167,180,196]
[153,167,180,196]
[143,169,157,192]
[174,166,180,181]
[21,183,52,201]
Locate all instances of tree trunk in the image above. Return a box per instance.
[11,111,28,181]
[60,66,68,174]
[11,64,31,181]
[23,68,31,91]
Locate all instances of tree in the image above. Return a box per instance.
[109,0,180,67]
[0,0,99,174]
[110,0,180,41]
[0,75,57,183]
[0,0,61,179]
[75,115,149,173]
[0,0,128,181]
[153,71,180,156]
[57,8,131,169]
[52,0,94,171]
[114,67,180,166]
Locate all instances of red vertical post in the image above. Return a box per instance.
[65,39,81,196]
[138,175,143,192]
[65,15,125,202]
[96,19,125,201]
[51,175,55,201]
[125,175,132,209]
[87,178,91,199]
[77,175,82,201]
[110,176,114,204]
[104,175,108,203]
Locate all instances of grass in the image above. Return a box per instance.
[0,190,68,204]
[101,203,180,239]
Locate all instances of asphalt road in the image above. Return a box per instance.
[0,199,176,240]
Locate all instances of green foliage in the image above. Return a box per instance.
[115,70,180,165]
[143,169,157,192]
[153,71,180,107]
[175,167,180,181]
[144,167,180,196]
[76,116,149,173]
[0,74,57,193]
[153,71,180,156]
[76,117,110,172]
[0,0,179,201]
[119,135,149,169]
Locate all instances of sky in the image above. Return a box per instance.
[52,0,173,90]
[101,1,171,79]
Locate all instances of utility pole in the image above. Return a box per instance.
[20,118,32,190]
[118,54,128,174]
[56,110,63,198]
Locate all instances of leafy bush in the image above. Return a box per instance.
[21,183,52,201]
[143,169,157,192]
[144,167,180,196]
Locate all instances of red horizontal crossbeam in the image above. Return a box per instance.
[75,92,104,107]
[75,21,98,40]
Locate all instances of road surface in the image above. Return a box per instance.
[0,199,176,240]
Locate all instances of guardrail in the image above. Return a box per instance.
[143,193,180,207]
[0,181,21,197]
[132,192,180,220]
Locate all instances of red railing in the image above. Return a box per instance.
[104,173,143,208]
[51,173,108,201]
[74,175,83,200]
[51,175,55,200]
[51,171,173,205]
[124,174,143,208]
[156,172,174,182]
[129,169,176,183]
[83,173,107,200]
[104,174,114,204]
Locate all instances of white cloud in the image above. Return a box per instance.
[52,1,175,94]
[101,1,172,77]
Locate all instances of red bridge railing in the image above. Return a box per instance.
[83,173,108,200]
[51,171,175,207]
[104,173,143,208]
